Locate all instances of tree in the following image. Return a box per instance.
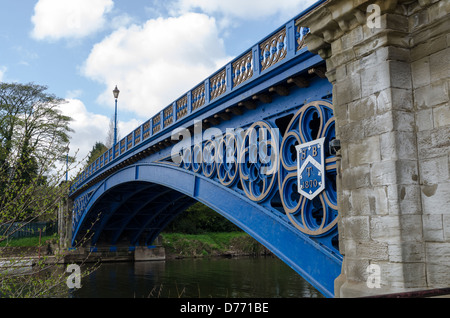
[0,82,94,298]
[105,115,119,149]
[85,142,108,167]
[164,202,242,234]
[0,83,73,196]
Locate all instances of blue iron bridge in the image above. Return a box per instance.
[68,1,342,298]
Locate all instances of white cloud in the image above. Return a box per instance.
[173,0,319,21]
[31,0,114,41]
[60,99,139,166]
[82,12,231,118]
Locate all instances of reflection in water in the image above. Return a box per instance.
[72,257,323,298]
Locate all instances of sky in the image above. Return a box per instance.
[0,0,318,165]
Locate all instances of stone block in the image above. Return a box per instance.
[346,239,389,261]
[421,182,450,215]
[417,126,450,159]
[426,242,450,265]
[371,215,423,243]
[443,215,450,241]
[411,33,447,61]
[371,160,418,187]
[386,262,427,289]
[350,188,385,216]
[371,160,398,186]
[409,7,429,32]
[334,99,348,123]
[348,96,376,122]
[397,160,419,185]
[427,0,450,25]
[363,110,394,137]
[340,26,364,51]
[433,103,450,128]
[348,135,381,167]
[342,256,370,283]
[334,73,361,105]
[340,189,352,217]
[341,165,371,190]
[392,110,415,132]
[423,214,444,242]
[390,60,412,90]
[411,56,431,88]
[419,156,450,185]
[398,184,422,215]
[337,121,365,142]
[134,246,166,261]
[426,242,450,287]
[415,109,434,131]
[376,88,414,113]
[342,216,370,240]
[361,62,391,97]
[430,48,450,82]
[396,131,419,160]
[388,242,425,263]
[427,264,450,287]
[414,80,449,109]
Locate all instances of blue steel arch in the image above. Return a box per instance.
[72,162,341,297]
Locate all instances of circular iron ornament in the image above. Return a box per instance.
[239,121,280,202]
[202,140,217,178]
[182,147,191,171]
[192,143,203,174]
[278,100,338,237]
[217,132,240,187]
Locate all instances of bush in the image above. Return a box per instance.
[164,202,242,234]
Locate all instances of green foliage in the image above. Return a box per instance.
[164,202,242,234]
[85,142,108,167]
[160,232,269,257]
[0,82,82,298]
[0,82,74,224]
[0,234,57,247]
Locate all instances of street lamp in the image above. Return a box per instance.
[113,85,120,146]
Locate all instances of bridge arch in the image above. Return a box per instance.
[72,163,342,297]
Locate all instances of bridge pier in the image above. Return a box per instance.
[301,0,450,297]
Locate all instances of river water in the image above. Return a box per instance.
[70,256,323,298]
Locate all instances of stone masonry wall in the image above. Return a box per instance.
[411,0,450,289]
[300,0,450,297]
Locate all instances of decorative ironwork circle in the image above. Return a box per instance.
[278,100,338,237]
[192,143,203,174]
[202,140,217,178]
[217,132,240,187]
[239,121,279,202]
[182,147,191,171]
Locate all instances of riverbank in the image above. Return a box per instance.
[0,232,271,265]
[160,232,271,259]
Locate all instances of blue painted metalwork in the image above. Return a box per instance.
[68,0,342,297]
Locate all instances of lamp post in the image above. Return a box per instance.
[113,85,120,146]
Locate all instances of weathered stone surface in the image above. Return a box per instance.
[300,0,450,297]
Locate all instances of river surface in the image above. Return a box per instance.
[70,256,323,298]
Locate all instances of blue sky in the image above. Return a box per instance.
[0,0,317,163]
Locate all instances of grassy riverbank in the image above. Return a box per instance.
[160,232,271,258]
[0,234,57,247]
[0,232,271,259]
